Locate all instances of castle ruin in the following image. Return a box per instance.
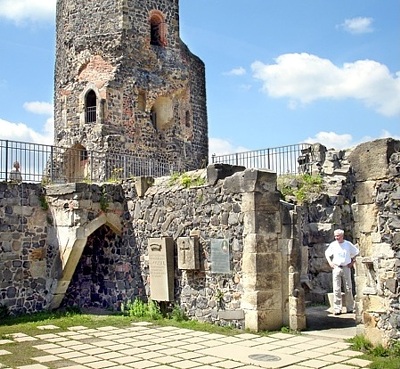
[54,0,208,181]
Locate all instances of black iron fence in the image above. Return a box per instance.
[211,143,313,176]
[1,139,314,184]
[0,139,177,183]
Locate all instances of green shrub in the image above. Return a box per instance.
[348,334,373,353]
[168,172,206,188]
[121,298,162,320]
[277,173,325,204]
[168,304,189,322]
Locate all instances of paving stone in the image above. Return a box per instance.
[125,360,160,368]
[337,349,363,358]
[32,355,62,363]
[71,355,103,364]
[95,351,125,360]
[344,357,373,367]
[16,365,49,369]
[37,325,60,330]
[85,360,117,368]
[0,350,12,356]
[67,326,88,331]
[299,358,331,368]
[0,340,13,345]
[216,360,246,369]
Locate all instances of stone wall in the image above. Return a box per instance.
[0,183,49,314]
[1,167,304,332]
[349,139,400,345]
[300,138,400,345]
[1,138,399,344]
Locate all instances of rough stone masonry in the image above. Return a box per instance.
[1,138,399,347]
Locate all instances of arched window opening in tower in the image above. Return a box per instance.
[149,11,166,46]
[85,90,97,123]
[185,111,191,127]
[150,107,157,130]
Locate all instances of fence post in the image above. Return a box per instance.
[5,140,9,181]
[50,146,54,182]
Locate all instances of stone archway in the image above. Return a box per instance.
[48,212,122,309]
[61,224,125,309]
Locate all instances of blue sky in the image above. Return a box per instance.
[0,0,399,156]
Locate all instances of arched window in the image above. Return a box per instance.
[85,90,97,123]
[185,111,191,127]
[150,107,157,129]
[149,10,166,46]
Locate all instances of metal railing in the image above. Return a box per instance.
[0,139,178,183]
[86,106,96,123]
[211,143,313,176]
[1,139,315,184]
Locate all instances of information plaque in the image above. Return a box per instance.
[210,238,230,274]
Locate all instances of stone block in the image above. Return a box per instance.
[242,252,281,274]
[243,211,280,235]
[243,233,279,253]
[218,309,245,321]
[349,138,400,181]
[177,236,200,270]
[135,177,154,197]
[242,169,277,193]
[363,295,386,313]
[207,164,245,186]
[45,183,82,196]
[242,273,282,290]
[356,204,379,233]
[372,243,395,258]
[355,181,376,205]
[245,309,283,331]
[306,223,333,243]
[148,237,174,301]
[242,291,282,311]
[241,192,280,213]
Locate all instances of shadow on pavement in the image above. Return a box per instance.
[306,305,356,331]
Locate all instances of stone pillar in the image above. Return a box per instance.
[349,138,400,346]
[241,169,283,331]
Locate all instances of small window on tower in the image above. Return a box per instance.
[149,10,166,46]
[185,111,191,127]
[150,107,157,129]
[85,90,97,123]
[138,92,146,111]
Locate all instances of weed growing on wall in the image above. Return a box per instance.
[277,173,324,204]
[168,172,206,188]
[99,188,109,212]
[38,194,49,211]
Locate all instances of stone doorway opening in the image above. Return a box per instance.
[61,225,125,310]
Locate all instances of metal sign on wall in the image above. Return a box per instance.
[210,239,231,274]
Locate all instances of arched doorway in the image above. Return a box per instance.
[61,225,130,310]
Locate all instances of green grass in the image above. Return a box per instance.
[347,335,400,369]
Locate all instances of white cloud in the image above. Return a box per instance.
[224,67,246,76]
[304,130,400,150]
[209,137,249,158]
[251,53,400,117]
[0,118,53,144]
[304,131,354,150]
[0,0,56,25]
[339,17,374,34]
[0,100,54,144]
[23,101,53,116]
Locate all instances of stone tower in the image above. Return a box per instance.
[54,0,208,180]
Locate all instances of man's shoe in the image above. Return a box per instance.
[333,311,341,315]
[347,310,354,313]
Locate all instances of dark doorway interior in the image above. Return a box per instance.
[61,225,125,310]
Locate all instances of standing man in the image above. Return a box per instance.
[9,161,22,182]
[325,229,359,315]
